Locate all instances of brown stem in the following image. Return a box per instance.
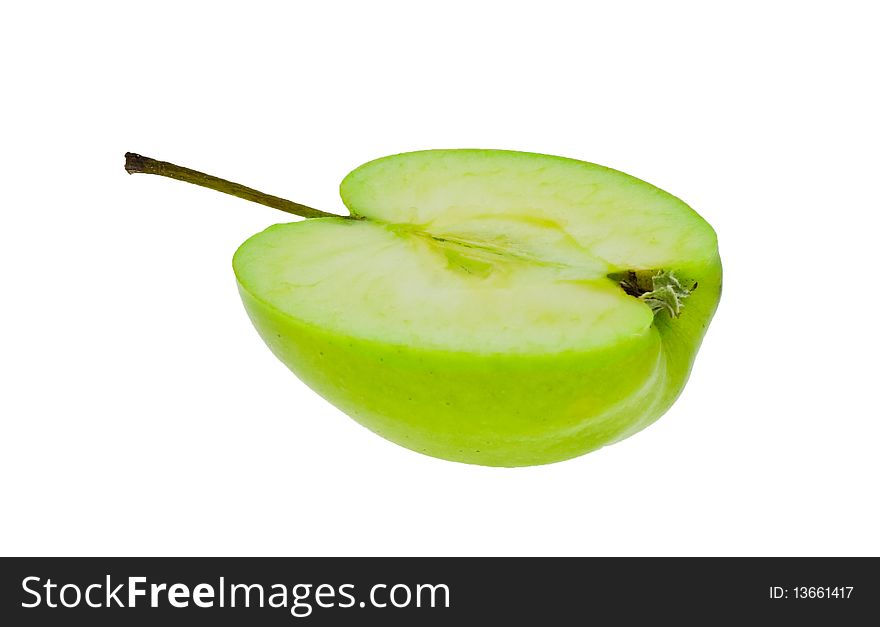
[124,153,350,220]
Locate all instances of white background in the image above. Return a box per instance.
[2,1,878,556]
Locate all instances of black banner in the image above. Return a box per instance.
[2,558,876,624]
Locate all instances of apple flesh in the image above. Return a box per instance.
[232,150,721,466]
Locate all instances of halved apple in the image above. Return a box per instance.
[128,149,721,466]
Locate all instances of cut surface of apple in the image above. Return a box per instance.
[231,150,721,466]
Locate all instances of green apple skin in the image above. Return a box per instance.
[236,247,721,467]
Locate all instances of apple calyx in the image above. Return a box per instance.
[616,270,693,318]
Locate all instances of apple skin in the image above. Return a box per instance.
[235,251,721,467]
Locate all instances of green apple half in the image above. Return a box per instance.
[127,150,721,466]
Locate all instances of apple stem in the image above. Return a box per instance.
[124,153,352,220]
